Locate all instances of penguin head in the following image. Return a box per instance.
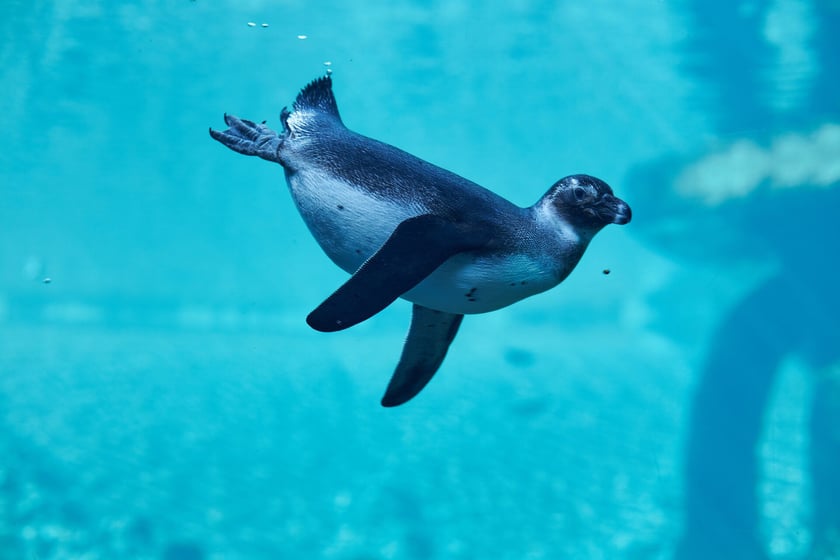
[540,174,632,233]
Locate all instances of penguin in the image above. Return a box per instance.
[210,75,631,407]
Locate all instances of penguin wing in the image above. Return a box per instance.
[306,214,488,332]
[381,304,463,407]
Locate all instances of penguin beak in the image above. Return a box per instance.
[606,196,632,225]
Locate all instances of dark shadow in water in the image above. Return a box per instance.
[672,270,840,559]
[627,1,840,557]
[162,541,206,560]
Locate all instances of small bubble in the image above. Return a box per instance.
[261,23,269,28]
[43,277,52,284]
[297,34,308,40]
[323,61,332,66]
[602,268,611,275]
[247,22,256,27]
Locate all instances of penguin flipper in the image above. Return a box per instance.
[381,304,463,407]
[306,214,487,333]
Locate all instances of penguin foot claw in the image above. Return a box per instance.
[209,114,282,163]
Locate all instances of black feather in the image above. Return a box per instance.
[292,75,341,121]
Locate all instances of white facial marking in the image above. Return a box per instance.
[534,199,580,245]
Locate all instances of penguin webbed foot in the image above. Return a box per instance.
[209,114,282,163]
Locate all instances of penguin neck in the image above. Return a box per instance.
[530,201,596,279]
[531,199,599,247]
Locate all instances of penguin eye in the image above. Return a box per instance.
[572,186,586,201]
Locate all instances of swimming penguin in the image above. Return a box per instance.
[210,75,631,407]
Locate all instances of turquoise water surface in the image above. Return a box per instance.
[1,2,838,559]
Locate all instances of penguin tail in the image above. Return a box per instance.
[291,75,342,122]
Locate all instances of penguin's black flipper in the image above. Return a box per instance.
[306,214,487,333]
[381,304,463,407]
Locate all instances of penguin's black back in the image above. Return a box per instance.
[280,76,525,226]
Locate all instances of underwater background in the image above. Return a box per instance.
[1,1,839,559]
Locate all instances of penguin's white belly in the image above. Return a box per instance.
[288,171,559,315]
[288,171,422,272]
[405,253,559,314]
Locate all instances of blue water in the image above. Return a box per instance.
[1,2,838,559]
